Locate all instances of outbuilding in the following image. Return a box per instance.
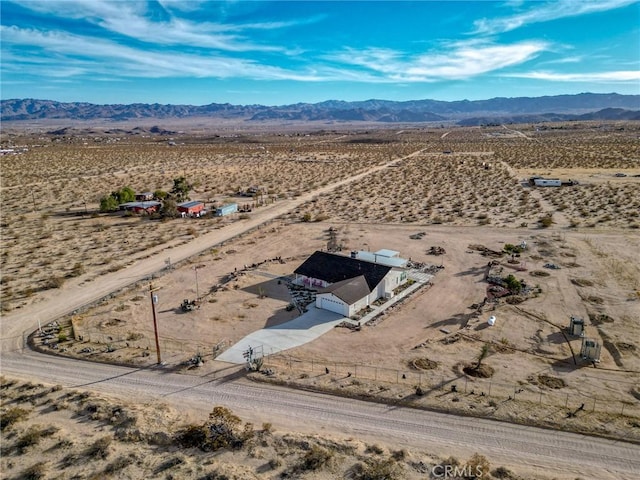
[135,192,154,201]
[119,201,161,214]
[177,200,206,217]
[215,203,238,217]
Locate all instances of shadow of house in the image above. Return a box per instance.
[241,277,292,303]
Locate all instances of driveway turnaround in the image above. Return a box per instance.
[216,306,346,363]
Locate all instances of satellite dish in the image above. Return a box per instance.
[488,315,496,326]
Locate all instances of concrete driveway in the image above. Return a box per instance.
[216,306,346,364]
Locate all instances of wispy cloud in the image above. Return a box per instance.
[10,0,314,53]
[473,0,638,34]
[327,40,548,82]
[0,25,322,81]
[506,70,640,82]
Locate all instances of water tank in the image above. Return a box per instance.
[488,315,496,326]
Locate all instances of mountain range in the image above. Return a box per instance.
[2,93,639,125]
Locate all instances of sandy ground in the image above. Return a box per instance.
[32,221,640,442]
[2,121,640,477]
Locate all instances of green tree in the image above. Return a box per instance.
[171,176,191,202]
[476,344,490,369]
[99,195,119,212]
[118,186,135,203]
[503,274,522,293]
[161,198,178,218]
[153,189,167,200]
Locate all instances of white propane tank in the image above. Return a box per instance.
[488,315,496,326]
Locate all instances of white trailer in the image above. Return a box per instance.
[533,178,562,187]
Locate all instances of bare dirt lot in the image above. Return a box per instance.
[2,121,640,475]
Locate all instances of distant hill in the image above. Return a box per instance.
[2,93,639,123]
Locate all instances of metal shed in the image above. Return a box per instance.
[215,203,238,216]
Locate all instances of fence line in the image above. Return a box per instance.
[262,353,639,417]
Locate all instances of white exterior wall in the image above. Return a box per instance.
[316,294,349,316]
[377,270,406,298]
[533,179,561,187]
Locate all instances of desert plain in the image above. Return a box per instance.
[1,120,639,479]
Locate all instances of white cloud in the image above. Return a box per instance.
[327,40,548,82]
[11,0,314,53]
[506,70,640,82]
[0,25,324,81]
[473,0,638,34]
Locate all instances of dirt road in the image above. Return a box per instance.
[2,349,638,479]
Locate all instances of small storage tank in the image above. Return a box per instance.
[580,338,601,363]
[569,316,584,336]
[488,315,496,326]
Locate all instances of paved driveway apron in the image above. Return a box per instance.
[216,307,345,363]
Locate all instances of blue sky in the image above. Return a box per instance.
[1,0,639,105]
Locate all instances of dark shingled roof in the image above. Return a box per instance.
[317,275,370,305]
[294,251,392,291]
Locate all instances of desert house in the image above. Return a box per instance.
[118,201,161,214]
[177,200,206,217]
[215,203,238,217]
[135,192,154,201]
[294,250,409,316]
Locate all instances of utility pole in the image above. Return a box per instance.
[149,284,162,364]
[194,264,205,301]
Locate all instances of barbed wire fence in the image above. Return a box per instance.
[262,352,639,417]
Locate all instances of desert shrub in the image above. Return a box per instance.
[154,455,185,474]
[466,453,490,479]
[15,425,47,453]
[493,465,518,479]
[86,435,112,459]
[539,214,554,228]
[45,276,65,289]
[0,407,29,430]
[298,445,334,472]
[301,212,312,222]
[69,262,85,277]
[177,406,254,452]
[350,457,403,480]
[20,461,47,480]
[176,424,207,448]
[365,443,384,454]
[391,449,407,461]
[105,455,134,474]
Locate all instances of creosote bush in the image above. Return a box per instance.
[0,406,29,431]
